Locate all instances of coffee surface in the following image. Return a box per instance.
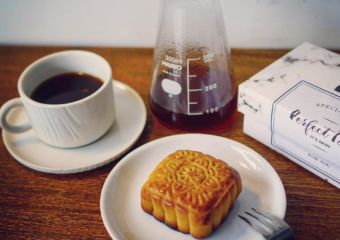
[31,72,103,104]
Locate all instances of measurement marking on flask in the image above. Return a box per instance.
[189,88,202,92]
[187,58,203,115]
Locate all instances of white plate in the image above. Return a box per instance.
[2,80,146,174]
[100,134,286,240]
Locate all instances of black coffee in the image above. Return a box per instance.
[31,72,103,104]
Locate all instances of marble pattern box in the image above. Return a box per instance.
[238,42,340,188]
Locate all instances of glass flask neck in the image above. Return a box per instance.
[162,0,222,13]
[157,0,228,49]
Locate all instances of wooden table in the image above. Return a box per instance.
[0,46,339,240]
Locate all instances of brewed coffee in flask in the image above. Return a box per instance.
[150,0,235,128]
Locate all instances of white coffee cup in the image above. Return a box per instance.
[0,50,115,148]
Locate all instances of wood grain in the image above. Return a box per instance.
[0,46,339,240]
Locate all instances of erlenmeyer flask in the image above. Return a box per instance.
[150,0,235,128]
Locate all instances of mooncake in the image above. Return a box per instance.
[141,150,242,238]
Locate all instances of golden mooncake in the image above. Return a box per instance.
[141,150,242,238]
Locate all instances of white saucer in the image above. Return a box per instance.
[2,80,147,174]
[100,134,286,240]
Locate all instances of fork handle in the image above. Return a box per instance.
[268,228,295,240]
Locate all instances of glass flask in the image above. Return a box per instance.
[150,0,235,128]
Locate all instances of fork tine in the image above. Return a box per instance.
[240,209,295,240]
[251,208,289,228]
[246,209,281,231]
[238,214,273,237]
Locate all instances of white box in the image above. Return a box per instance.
[238,42,340,188]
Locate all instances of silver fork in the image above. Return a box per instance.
[238,208,295,240]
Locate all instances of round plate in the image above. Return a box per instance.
[2,80,146,174]
[100,134,286,240]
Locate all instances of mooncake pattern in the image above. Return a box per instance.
[141,150,242,238]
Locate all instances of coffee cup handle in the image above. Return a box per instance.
[0,98,32,133]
